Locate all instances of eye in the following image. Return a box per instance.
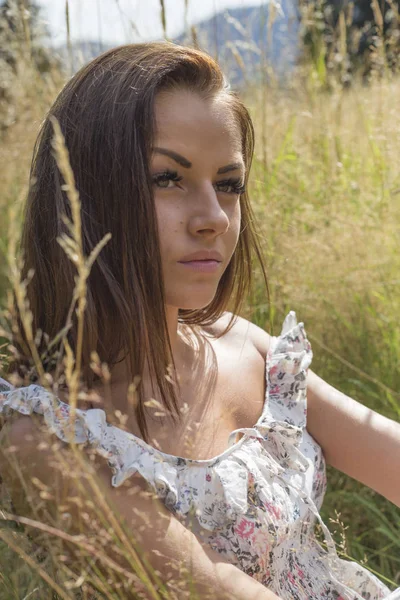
[151,170,246,195]
[152,169,183,189]
[215,178,246,195]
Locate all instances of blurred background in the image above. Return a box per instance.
[3,0,400,86]
[0,0,400,598]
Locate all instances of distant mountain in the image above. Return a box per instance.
[174,3,301,87]
[52,3,300,86]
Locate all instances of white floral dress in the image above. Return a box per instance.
[1,311,399,599]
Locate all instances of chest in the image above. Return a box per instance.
[56,332,268,461]
[136,338,267,460]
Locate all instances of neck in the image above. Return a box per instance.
[106,310,201,393]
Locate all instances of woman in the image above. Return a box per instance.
[0,42,399,599]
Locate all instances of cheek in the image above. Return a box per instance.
[156,200,177,224]
[155,204,184,252]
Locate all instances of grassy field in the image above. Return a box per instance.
[245,76,400,588]
[0,3,399,598]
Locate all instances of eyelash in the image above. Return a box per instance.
[152,169,246,195]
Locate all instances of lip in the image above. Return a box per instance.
[178,250,223,262]
[178,260,221,273]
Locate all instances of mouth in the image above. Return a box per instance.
[178,259,222,273]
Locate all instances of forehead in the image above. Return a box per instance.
[153,89,243,159]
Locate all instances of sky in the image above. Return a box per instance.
[36,0,269,47]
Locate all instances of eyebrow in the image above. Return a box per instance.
[153,147,245,175]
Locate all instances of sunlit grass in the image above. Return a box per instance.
[243,76,400,590]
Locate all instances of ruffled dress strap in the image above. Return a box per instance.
[0,382,101,443]
[0,382,149,484]
[254,310,312,473]
[249,312,339,553]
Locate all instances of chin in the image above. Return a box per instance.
[168,293,217,311]
[179,300,214,311]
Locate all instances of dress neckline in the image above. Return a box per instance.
[80,334,278,467]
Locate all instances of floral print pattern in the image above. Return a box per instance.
[1,311,398,599]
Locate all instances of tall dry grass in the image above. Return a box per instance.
[0,0,399,598]
[243,76,400,587]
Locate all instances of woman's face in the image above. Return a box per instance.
[151,88,245,311]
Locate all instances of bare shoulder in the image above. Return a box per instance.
[0,413,40,453]
[0,412,122,525]
[0,413,66,483]
[0,414,60,516]
[204,311,272,360]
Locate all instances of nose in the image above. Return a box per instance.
[188,183,230,237]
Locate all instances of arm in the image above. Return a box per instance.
[0,415,282,600]
[306,369,400,507]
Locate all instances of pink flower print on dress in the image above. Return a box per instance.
[235,518,255,539]
[264,501,282,520]
[296,566,305,579]
[268,363,280,379]
[269,385,281,395]
[59,404,70,416]
[249,525,271,556]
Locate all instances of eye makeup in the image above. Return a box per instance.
[152,169,246,195]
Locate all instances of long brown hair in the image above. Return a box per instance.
[3,41,268,442]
